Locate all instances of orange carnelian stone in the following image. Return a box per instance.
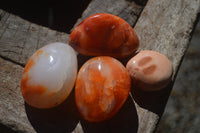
[75,56,131,122]
[69,13,139,58]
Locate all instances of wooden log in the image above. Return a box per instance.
[0,9,69,65]
[133,0,200,132]
[0,0,200,132]
[0,57,35,133]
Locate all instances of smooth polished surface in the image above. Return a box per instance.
[21,42,78,109]
[75,56,131,122]
[126,50,173,91]
[69,13,139,58]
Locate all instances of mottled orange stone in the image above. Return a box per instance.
[75,56,131,122]
[69,13,139,58]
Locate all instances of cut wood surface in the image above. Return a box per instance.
[0,57,35,133]
[133,0,200,132]
[0,9,69,65]
[0,0,200,133]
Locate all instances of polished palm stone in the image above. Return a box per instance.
[69,13,139,58]
[126,50,173,91]
[75,56,131,122]
[21,42,78,109]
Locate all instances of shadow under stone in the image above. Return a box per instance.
[131,80,174,116]
[80,95,138,133]
[25,91,80,133]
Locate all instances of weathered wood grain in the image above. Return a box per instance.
[0,9,69,65]
[135,0,200,78]
[0,0,200,132]
[0,57,35,133]
[133,0,200,132]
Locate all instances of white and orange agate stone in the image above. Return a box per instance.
[21,42,77,109]
[69,13,139,58]
[75,56,131,122]
[126,50,173,91]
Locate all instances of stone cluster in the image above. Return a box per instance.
[21,13,172,122]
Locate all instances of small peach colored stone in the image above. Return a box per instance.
[126,50,173,91]
[75,56,131,122]
[69,13,139,58]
